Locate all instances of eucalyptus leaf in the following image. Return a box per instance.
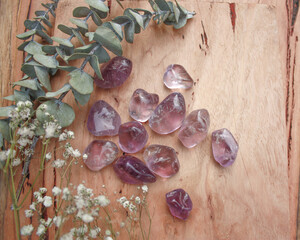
[72,29,85,45]
[24,20,42,30]
[170,2,180,23]
[18,41,30,51]
[13,80,37,90]
[36,30,53,44]
[69,69,93,95]
[155,0,171,11]
[14,90,31,102]
[58,24,73,35]
[75,43,97,53]
[129,10,144,29]
[33,54,59,69]
[0,106,15,117]
[0,119,11,141]
[52,37,73,47]
[3,95,15,101]
[35,10,49,19]
[173,14,187,29]
[102,22,123,41]
[94,46,110,63]
[85,32,95,42]
[67,53,89,61]
[72,88,91,106]
[21,61,43,78]
[17,29,37,40]
[94,26,123,56]
[46,84,71,98]
[112,15,131,25]
[124,21,135,43]
[89,55,102,79]
[27,82,46,100]
[0,133,3,148]
[91,10,103,26]
[42,45,57,55]
[70,18,88,30]
[124,9,141,34]
[90,7,108,19]
[24,41,45,55]
[36,100,75,127]
[85,0,109,12]
[73,6,91,17]
[55,47,68,63]
[34,66,52,91]
[41,18,53,28]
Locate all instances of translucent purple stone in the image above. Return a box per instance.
[211,128,239,167]
[166,188,193,220]
[94,56,132,88]
[118,121,148,153]
[129,89,159,122]
[149,92,186,134]
[113,155,156,184]
[143,145,180,178]
[87,100,121,136]
[83,140,119,171]
[178,109,210,148]
[163,64,194,89]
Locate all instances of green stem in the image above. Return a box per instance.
[139,205,146,240]
[10,166,21,240]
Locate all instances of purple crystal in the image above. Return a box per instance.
[118,121,148,153]
[94,56,132,88]
[87,100,121,136]
[163,64,194,89]
[166,188,193,220]
[83,140,118,171]
[129,89,159,122]
[113,155,156,184]
[178,109,210,148]
[211,128,239,167]
[149,92,186,134]
[143,145,180,178]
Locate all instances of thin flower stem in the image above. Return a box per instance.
[10,165,21,240]
[139,205,146,240]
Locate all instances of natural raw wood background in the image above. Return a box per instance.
[0,0,299,239]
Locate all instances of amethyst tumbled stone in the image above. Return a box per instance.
[113,155,156,184]
[118,121,148,153]
[163,64,194,89]
[211,128,239,167]
[94,56,132,88]
[149,92,186,134]
[83,140,118,171]
[87,100,121,136]
[166,188,193,220]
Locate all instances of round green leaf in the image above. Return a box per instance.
[85,0,109,12]
[73,7,91,17]
[52,37,74,47]
[36,100,75,127]
[70,18,88,30]
[69,69,93,95]
[33,54,59,69]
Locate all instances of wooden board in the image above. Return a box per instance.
[0,0,298,239]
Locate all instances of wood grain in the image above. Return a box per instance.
[0,0,299,239]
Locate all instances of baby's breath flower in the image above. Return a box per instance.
[17,127,34,138]
[105,237,113,240]
[82,154,88,160]
[17,137,32,147]
[142,185,148,193]
[44,121,60,138]
[89,229,98,238]
[12,158,21,167]
[123,201,130,209]
[59,132,67,142]
[45,152,52,161]
[105,229,111,236]
[118,196,126,204]
[53,216,62,227]
[129,203,137,212]
[0,151,7,162]
[25,209,34,218]
[95,195,110,207]
[43,196,52,207]
[52,159,66,168]
[44,218,52,227]
[29,202,36,211]
[20,224,34,236]
[6,149,16,158]
[52,186,61,196]
[82,213,94,223]
[39,187,47,194]
[62,188,71,200]
[67,131,75,139]
[36,224,46,236]
[135,196,141,204]
[60,232,73,240]
[25,100,32,108]
[120,222,125,228]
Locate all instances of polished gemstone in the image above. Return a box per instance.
[143,145,180,178]
[113,155,156,184]
[178,109,210,148]
[83,140,118,171]
[166,188,193,220]
[149,92,186,134]
[87,100,121,136]
[118,121,148,153]
[94,56,132,88]
[163,64,194,89]
[129,89,159,122]
[211,128,239,167]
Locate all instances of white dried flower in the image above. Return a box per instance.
[52,186,61,196]
[120,222,125,228]
[95,195,110,207]
[36,224,46,236]
[52,159,66,168]
[82,154,88,160]
[129,203,137,212]
[0,151,7,162]
[59,132,67,142]
[44,121,60,138]
[20,224,34,236]
[135,196,141,204]
[44,218,52,227]
[6,149,16,158]
[62,188,71,200]
[72,149,81,158]
[39,187,47,194]
[82,213,94,223]
[67,131,75,139]
[89,229,98,238]
[25,209,34,218]
[17,127,34,138]
[105,229,111,236]
[25,100,32,108]
[60,232,73,240]
[53,216,62,227]
[118,196,126,204]
[142,185,148,193]
[43,196,52,207]
[105,237,113,240]
[12,158,21,167]
[17,137,32,147]
[29,202,36,211]
[45,152,52,161]
[123,201,130,208]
